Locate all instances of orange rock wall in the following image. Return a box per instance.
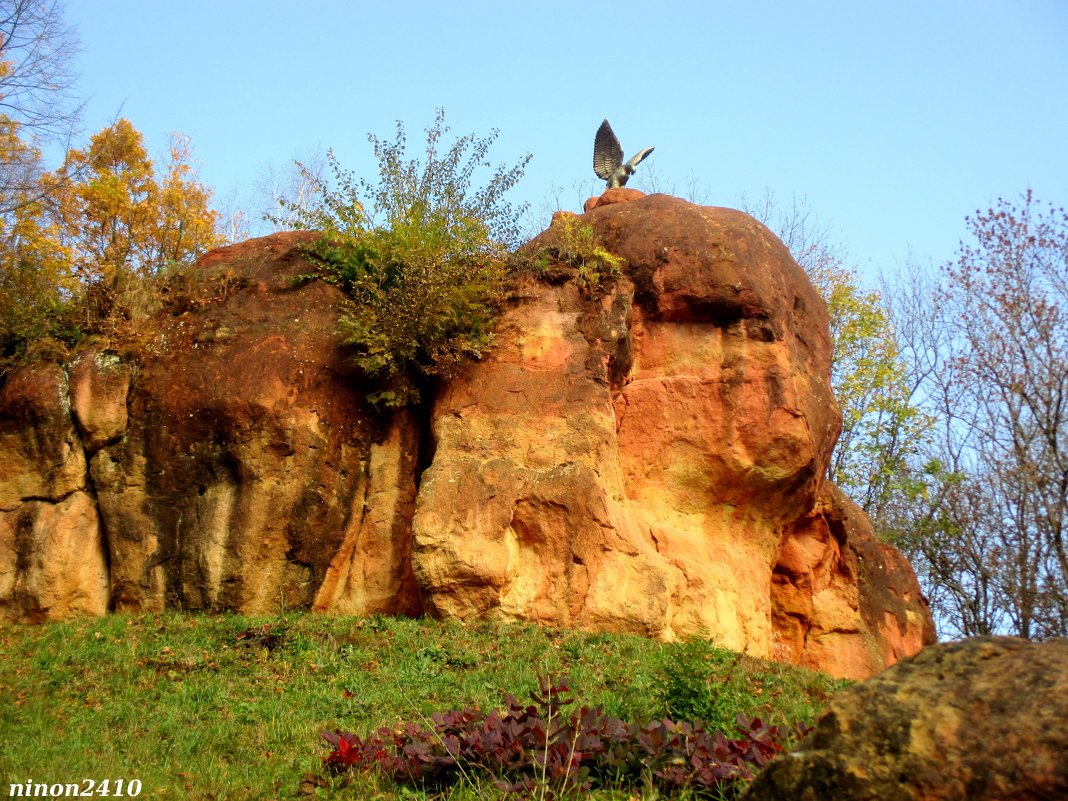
[412,195,934,675]
[0,197,935,678]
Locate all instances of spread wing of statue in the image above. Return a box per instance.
[593,119,654,189]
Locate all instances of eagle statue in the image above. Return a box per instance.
[593,119,654,189]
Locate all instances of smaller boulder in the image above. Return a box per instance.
[742,636,1068,801]
[67,350,131,452]
[583,187,645,212]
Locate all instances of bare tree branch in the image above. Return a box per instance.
[0,0,83,141]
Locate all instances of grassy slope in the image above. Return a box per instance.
[0,613,847,800]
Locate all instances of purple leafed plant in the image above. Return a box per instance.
[322,674,810,797]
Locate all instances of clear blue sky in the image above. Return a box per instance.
[60,0,1068,280]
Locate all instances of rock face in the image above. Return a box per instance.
[0,193,934,678]
[742,636,1068,801]
[1,232,421,621]
[413,194,932,675]
[0,364,109,622]
[774,484,934,678]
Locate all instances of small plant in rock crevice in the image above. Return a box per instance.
[276,109,531,408]
[536,213,623,296]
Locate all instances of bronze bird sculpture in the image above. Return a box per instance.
[593,119,654,189]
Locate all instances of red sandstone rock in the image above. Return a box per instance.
[413,195,929,676]
[1,232,421,620]
[773,484,936,677]
[583,187,646,212]
[0,200,933,678]
[67,350,131,452]
[0,364,108,620]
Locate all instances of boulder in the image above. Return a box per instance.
[773,484,936,678]
[0,194,934,678]
[1,232,422,620]
[742,636,1068,801]
[583,187,645,212]
[412,193,932,675]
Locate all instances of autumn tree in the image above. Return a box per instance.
[819,263,930,524]
[1,118,221,369]
[150,132,219,268]
[875,259,998,636]
[0,0,81,143]
[919,193,1068,637]
[0,87,42,214]
[0,114,71,366]
[0,113,44,231]
[0,0,82,218]
[49,118,220,282]
[0,5,220,368]
[0,0,83,367]
[49,118,155,283]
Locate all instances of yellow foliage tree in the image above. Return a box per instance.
[1,116,223,370]
[0,112,74,364]
[153,133,219,268]
[49,118,221,283]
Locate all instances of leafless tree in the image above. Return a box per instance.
[256,148,327,233]
[737,190,849,290]
[883,291,1011,638]
[0,0,82,216]
[0,0,82,141]
[887,192,1068,639]
[213,185,252,244]
[939,192,1068,637]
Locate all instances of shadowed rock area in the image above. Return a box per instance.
[742,636,1068,801]
[0,193,934,678]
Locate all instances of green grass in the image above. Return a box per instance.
[0,613,847,799]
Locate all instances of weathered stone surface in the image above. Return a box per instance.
[67,350,131,452]
[0,197,933,678]
[583,187,645,212]
[92,232,422,617]
[773,484,937,678]
[0,493,108,622]
[0,364,108,620]
[0,363,86,507]
[412,193,930,675]
[312,411,421,615]
[1,232,422,622]
[411,271,682,635]
[742,636,1068,801]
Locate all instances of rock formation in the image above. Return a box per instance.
[0,193,934,678]
[1,233,422,623]
[742,636,1068,801]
